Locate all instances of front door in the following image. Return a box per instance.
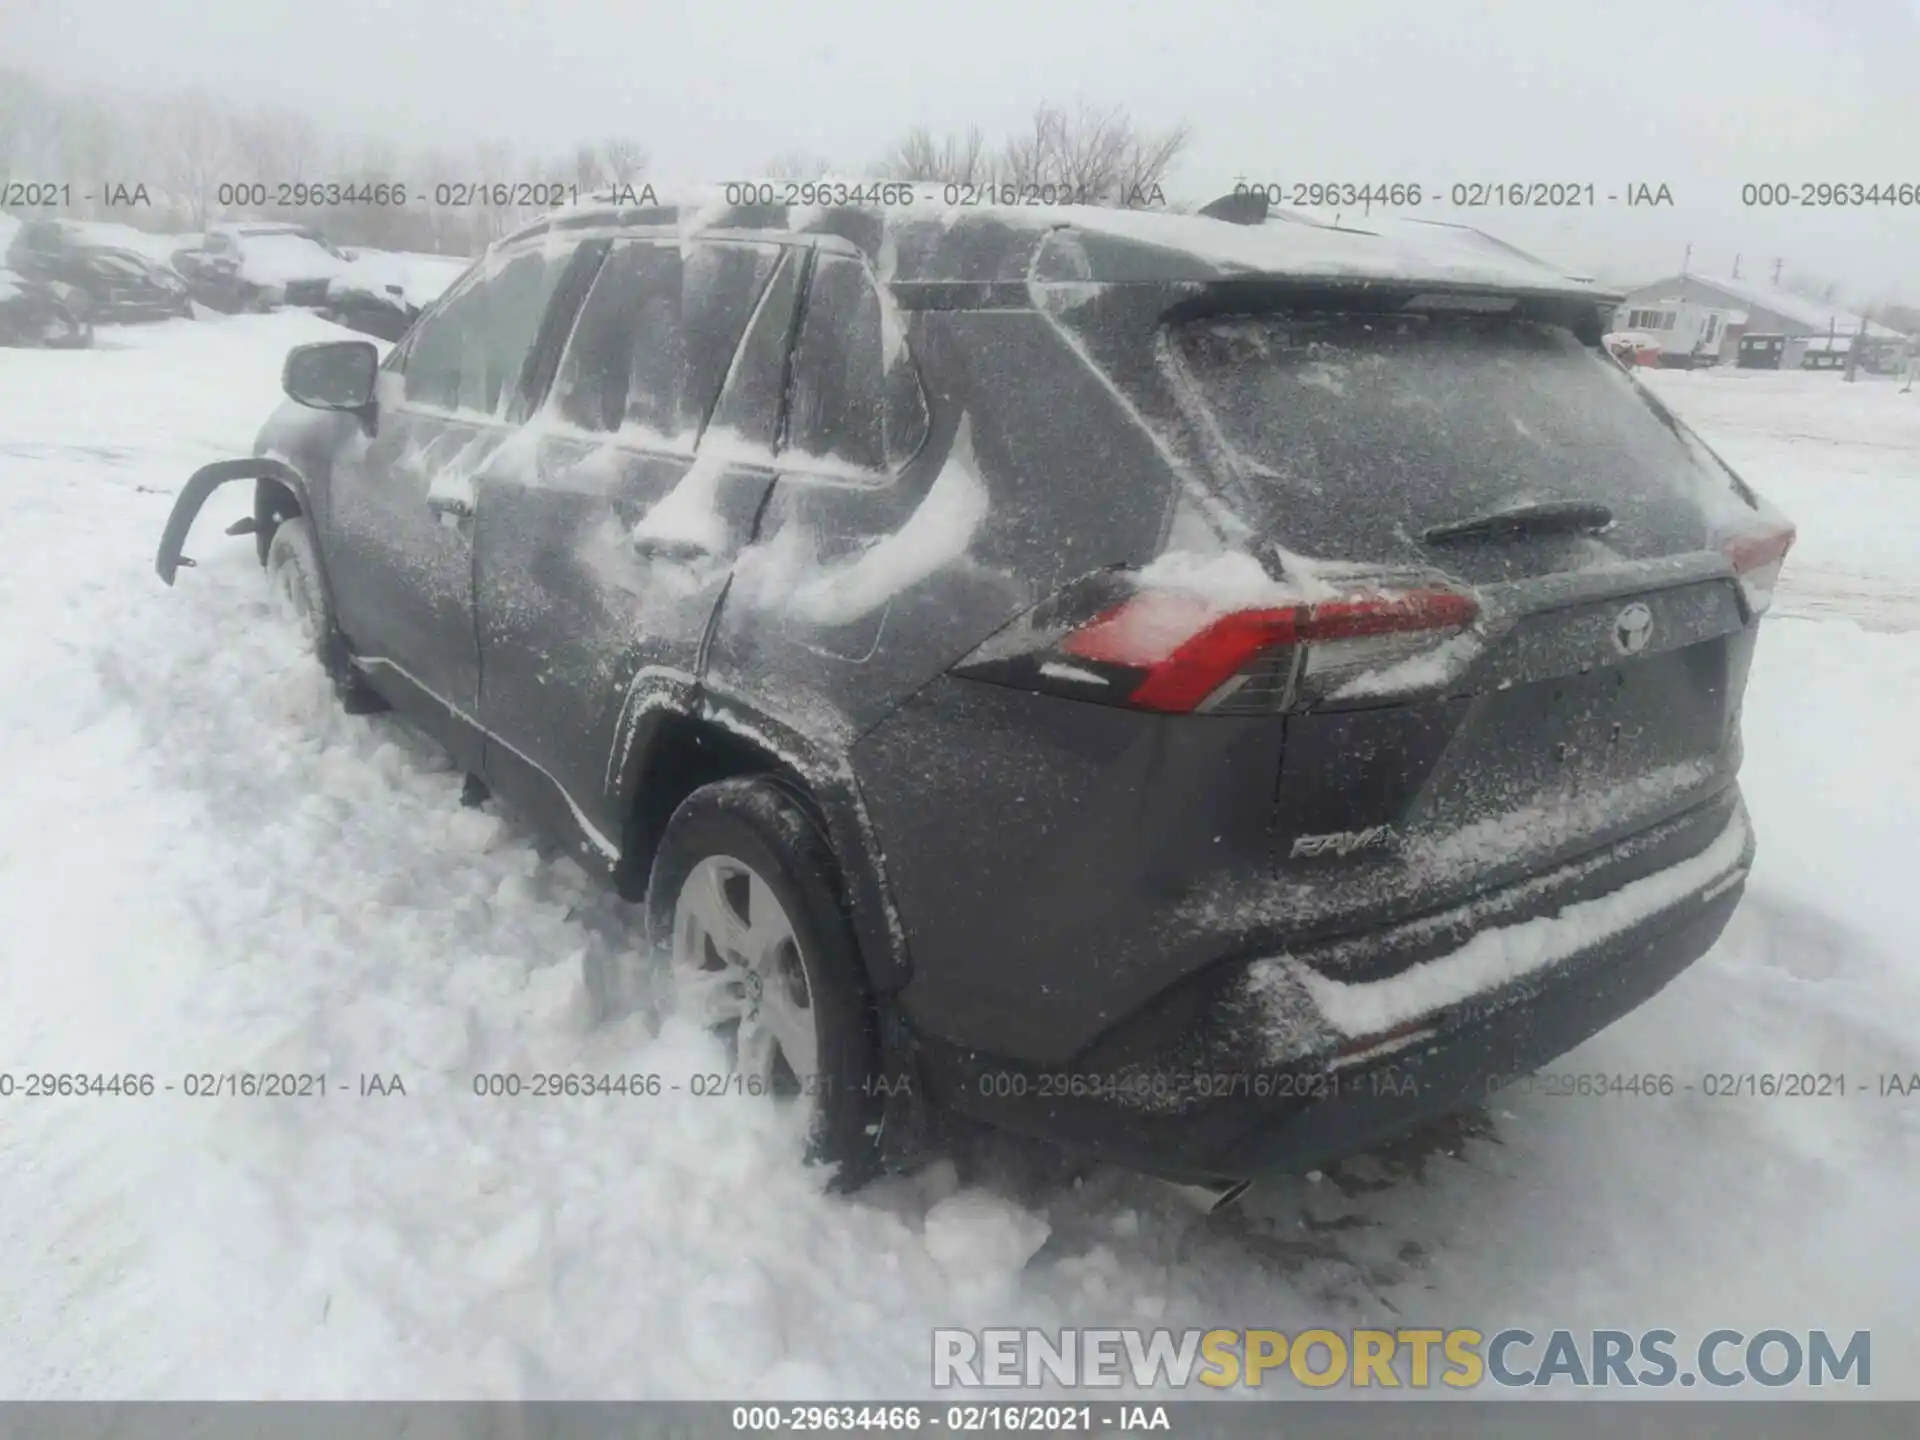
[325,242,578,768]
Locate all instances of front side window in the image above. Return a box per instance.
[549,238,781,444]
[403,248,570,418]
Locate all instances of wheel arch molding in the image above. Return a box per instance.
[609,684,914,995]
[155,456,353,675]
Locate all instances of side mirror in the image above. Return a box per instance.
[283,340,378,413]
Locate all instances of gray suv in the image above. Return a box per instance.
[157,196,1793,1194]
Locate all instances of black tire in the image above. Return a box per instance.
[42,302,93,350]
[635,776,883,1187]
[266,517,331,668]
[265,516,386,713]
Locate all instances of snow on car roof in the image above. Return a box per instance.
[500,183,1614,301]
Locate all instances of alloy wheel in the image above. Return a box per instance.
[670,853,819,1094]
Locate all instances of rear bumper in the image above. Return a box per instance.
[281,280,332,308]
[915,797,1753,1184]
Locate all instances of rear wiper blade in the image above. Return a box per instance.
[1423,499,1614,545]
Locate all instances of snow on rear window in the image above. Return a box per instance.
[1168,312,1745,557]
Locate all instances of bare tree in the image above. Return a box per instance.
[567,141,608,193]
[146,88,234,229]
[875,124,992,185]
[1112,115,1191,206]
[761,148,834,181]
[1001,101,1187,205]
[230,105,320,193]
[600,136,649,185]
[0,69,62,177]
[471,139,521,241]
[56,98,128,219]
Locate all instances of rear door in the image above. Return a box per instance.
[1161,303,1778,914]
[325,240,580,767]
[703,249,989,737]
[471,234,794,852]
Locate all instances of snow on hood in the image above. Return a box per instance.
[329,251,473,309]
[236,233,351,287]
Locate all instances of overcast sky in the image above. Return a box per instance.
[11,0,1920,297]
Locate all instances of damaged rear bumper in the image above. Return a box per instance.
[914,792,1754,1185]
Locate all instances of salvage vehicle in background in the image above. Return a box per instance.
[5,218,193,323]
[170,222,352,313]
[0,266,94,348]
[318,253,475,341]
[154,191,1793,1204]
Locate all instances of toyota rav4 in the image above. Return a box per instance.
[156,192,1793,1196]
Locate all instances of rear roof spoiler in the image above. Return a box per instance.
[1197,190,1270,225]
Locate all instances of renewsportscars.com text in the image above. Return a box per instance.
[932,1327,1871,1390]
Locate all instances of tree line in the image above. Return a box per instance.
[0,70,1190,256]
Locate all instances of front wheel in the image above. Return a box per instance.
[266,516,330,664]
[636,777,883,1186]
[41,301,93,349]
[265,516,386,713]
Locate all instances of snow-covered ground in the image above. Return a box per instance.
[0,318,1915,1399]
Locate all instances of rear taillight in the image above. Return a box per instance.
[951,567,1479,715]
[1724,522,1795,615]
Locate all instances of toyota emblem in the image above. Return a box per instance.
[1613,602,1654,656]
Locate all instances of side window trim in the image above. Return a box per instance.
[387,242,579,420]
[772,244,930,488]
[540,235,788,455]
[692,243,800,453]
[507,239,612,425]
[384,255,490,375]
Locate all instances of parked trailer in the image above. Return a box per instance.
[1611,299,1743,368]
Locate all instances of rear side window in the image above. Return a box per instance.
[549,238,781,445]
[404,248,569,417]
[785,252,928,472]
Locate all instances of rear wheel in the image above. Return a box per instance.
[637,778,883,1186]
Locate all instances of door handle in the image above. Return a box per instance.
[631,534,714,563]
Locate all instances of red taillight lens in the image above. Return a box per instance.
[953,569,1480,715]
[1064,601,1300,712]
[1726,524,1795,574]
[1724,522,1795,615]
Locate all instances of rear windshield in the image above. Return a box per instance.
[1168,311,1736,563]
